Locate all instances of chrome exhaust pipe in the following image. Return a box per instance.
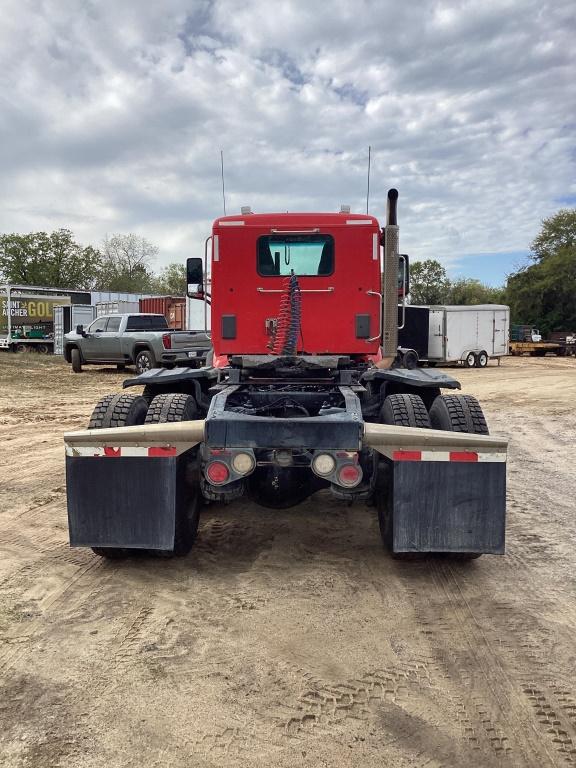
[382,188,399,360]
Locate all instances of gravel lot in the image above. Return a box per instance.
[0,353,575,768]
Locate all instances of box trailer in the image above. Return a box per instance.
[427,305,510,367]
[0,285,91,352]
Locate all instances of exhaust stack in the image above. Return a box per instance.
[382,188,399,360]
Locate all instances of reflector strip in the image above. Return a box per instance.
[393,450,422,461]
[390,449,505,463]
[449,451,478,462]
[66,446,178,457]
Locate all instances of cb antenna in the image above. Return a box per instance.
[220,149,227,216]
[366,145,371,215]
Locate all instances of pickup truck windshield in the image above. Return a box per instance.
[126,315,169,331]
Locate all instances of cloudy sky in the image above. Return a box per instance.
[0,0,574,285]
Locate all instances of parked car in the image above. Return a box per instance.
[64,313,211,374]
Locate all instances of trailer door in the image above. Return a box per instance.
[427,309,445,359]
[492,308,509,355]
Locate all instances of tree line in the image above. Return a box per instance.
[0,231,186,296]
[409,208,576,334]
[1,207,575,333]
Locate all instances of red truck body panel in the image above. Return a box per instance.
[210,212,382,356]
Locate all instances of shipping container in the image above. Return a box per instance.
[54,305,96,355]
[139,296,186,329]
[167,301,186,329]
[95,300,140,316]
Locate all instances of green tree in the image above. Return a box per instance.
[97,234,158,292]
[0,230,102,289]
[447,278,506,305]
[151,263,187,296]
[409,259,450,304]
[507,208,576,334]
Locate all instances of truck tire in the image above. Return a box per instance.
[476,351,488,368]
[71,348,82,373]
[464,352,476,368]
[144,393,201,555]
[88,392,149,429]
[377,394,430,560]
[380,393,431,429]
[135,348,157,374]
[144,392,199,423]
[429,394,489,434]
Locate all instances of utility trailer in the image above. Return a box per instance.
[64,191,508,560]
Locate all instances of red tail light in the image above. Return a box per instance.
[162,333,171,350]
[337,464,362,488]
[206,461,230,485]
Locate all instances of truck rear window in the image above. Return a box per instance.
[257,234,334,276]
[126,315,168,331]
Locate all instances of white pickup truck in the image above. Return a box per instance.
[64,313,210,374]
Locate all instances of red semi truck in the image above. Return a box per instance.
[64,190,507,560]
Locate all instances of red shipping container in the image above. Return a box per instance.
[139,296,186,328]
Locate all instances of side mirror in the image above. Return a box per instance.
[398,253,410,298]
[187,257,204,299]
[76,324,86,337]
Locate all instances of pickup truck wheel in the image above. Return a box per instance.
[88,392,149,429]
[144,393,201,556]
[135,349,157,374]
[429,394,489,434]
[71,348,82,373]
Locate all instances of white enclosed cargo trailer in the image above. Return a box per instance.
[53,304,96,355]
[427,305,510,367]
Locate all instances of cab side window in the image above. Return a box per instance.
[89,317,109,333]
[107,317,122,332]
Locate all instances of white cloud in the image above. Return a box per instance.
[0,0,574,281]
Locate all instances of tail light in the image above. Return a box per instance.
[312,453,336,476]
[337,464,362,488]
[162,333,172,350]
[205,461,230,485]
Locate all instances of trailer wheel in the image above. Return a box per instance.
[476,351,488,368]
[144,393,201,556]
[380,393,431,429]
[88,393,149,429]
[429,394,489,434]
[71,348,82,373]
[464,352,476,368]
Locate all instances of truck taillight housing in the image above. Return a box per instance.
[162,333,171,350]
[205,461,230,485]
[337,464,362,488]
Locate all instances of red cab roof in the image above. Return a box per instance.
[213,212,380,228]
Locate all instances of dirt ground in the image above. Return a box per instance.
[0,353,575,768]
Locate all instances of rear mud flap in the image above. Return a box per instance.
[386,460,506,554]
[66,453,192,550]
